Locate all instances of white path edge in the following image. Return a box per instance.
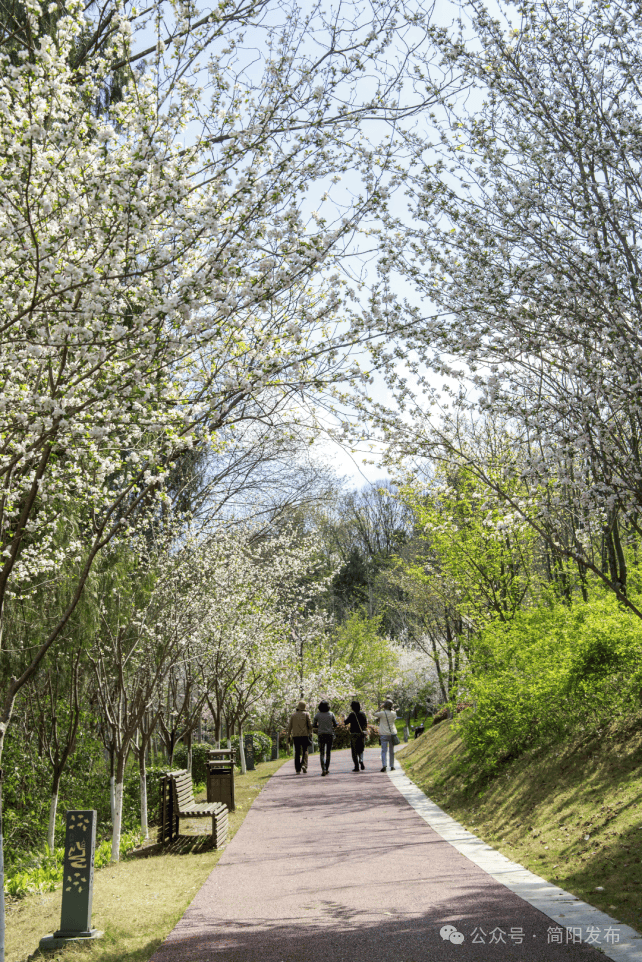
[388,761,642,962]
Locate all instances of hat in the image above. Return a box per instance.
[297,700,306,710]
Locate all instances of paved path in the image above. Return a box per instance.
[151,747,605,962]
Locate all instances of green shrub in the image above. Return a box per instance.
[230,731,272,764]
[171,742,213,783]
[2,721,134,865]
[2,714,154,871]
[457,595,642,770]
[432,703,472,726]
[5,830,140,899]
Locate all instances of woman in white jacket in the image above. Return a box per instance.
[374,699,397,772]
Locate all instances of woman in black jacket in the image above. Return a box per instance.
[344,700,368,771]
[313,700,338,775]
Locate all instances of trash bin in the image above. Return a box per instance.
[206,749,236,811]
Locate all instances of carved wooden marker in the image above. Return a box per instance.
[40,810,103,950]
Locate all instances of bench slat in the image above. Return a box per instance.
[175,788,195,802]
[175,785,195,799]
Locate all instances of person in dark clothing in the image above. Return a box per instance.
[313,700,338,775]
[344,700,368,771]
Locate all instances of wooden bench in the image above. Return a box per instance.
[158,770,228,846]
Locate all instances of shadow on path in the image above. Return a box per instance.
[150,748,604,962]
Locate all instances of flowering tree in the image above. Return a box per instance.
[357,0,642,619]
[192,525,343,756]
[0,0,447,940]
[89,531,211,860]
[23,649,86,851]
[0,0,443,725]
[387,645,436,734]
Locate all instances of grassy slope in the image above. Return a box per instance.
[11,758,286,962]
[397,715,642,933]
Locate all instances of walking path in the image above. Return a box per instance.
[151,747,641,962]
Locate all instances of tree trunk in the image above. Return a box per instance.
[403,710,411,743]
[139,750,148,840]
[238,723,247,775]
[111,753,126,862]
[0,767,5,962]
[186,729,192,775]
[167,729,176,767]
[47,770,62,851]
[109,746,116,823]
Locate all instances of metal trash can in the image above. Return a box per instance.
[206,749,236,811]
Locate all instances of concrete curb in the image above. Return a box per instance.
[388,762,642,962]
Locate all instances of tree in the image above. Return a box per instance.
[89,532,208,860]
[364,0,642,618]
[192,524,347,761]
[383,545,470,708]
[387,645,436,736]
[0,2,446,944]
[400,458,537,629]
[310,481,413,624]
[25,649,85,850]
[328,611,399,708]
[0,0,442,748]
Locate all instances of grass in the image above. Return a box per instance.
[397,715,642,933]
[9,757,286,962]
[393,715,429,739]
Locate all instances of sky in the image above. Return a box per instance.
[314,433,390,487]
[136,0,504,489]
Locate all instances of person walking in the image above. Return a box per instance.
[344,700,368,771]
[374,698,398,772]
[287,700,313,774]
[313,700,338,775]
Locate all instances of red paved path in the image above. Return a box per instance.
[151,747,602,962]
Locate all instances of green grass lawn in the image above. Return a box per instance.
[9,757,286,962]
[397,715,642,933]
